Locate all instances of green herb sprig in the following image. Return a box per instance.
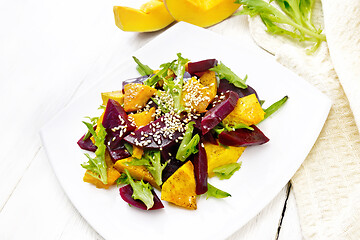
[235,0,325,53]
[81,122,108,184]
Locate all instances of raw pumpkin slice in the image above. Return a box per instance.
[114,0,175,32]
[161,161,197,209]
[164,0,240,27]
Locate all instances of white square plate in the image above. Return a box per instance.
[41,22,331,240]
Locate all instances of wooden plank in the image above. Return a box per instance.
[228,184,289,240]
[0,0,123,209]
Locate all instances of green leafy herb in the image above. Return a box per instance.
[126,150,167,186]
[133,56,153,76]
[176,122,200,161]
[206,183,231,199]
[124,142,133,156]
[81,122,108,184]
[82,116,99,140]
[210,62,247,89]
[263,96,288,121]
[213,122,254,135]
[213,162,242,180]
[163,53,189,113]
[124,169,154,210]
[98,105,106,110]
[219,142,230,149]
[173,53,189,85]
[151,95,170,113]
[144,61,175,87]
[234,0,325,52]
[116,173,129,187]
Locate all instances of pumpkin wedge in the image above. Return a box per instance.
[114,0,175,32]
[204,141,245,177]
[164,0,240,27]
[161,161,197,209]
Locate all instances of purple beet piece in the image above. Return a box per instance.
[192,142,208,195]
[160,144,178,163]
[188,59,218,76]
[162,158,185,183]
[202,132,218,145]
[218,79,260,101]
[119,184,164,210]
[201,91,239,135]
[102,99,136,149]
[218,125,269,147]
[106,141,131,163]
[77,125,97,152]
[123,114,183,149]
[122,75,150,89]
[77,134,97,152]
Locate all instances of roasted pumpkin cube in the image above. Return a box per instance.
[223,94,265,126]
[124,83,157,112]
[83,167,121,189]
[114,157,158,188]
[204,141,245,177]
[161,161,197,210]
[181,77,213,113]
[128,107,155,130]
[101,90,124,106]
[199,70,217,101]
[132,145,144,159]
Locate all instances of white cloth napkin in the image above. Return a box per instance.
[247,0,360,239]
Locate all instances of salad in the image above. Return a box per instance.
[77,53,287,210]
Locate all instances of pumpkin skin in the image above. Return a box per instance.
[114,0,174,32]
[164,0,240,27]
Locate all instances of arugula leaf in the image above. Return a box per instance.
[235,0,325,52]
[151,95,170,114]
[116,173,129,186]
[213,122,254,135]
[210,62,247,89]
[176,122,200,161]
[163,53,189,113]
[124,169,154,210]
[144,61,175,87]
[173,53,189,85]
[145,150,167,186]
[163,78,181,112]
[133,56,153,76]
[206,183,231,199]
[98,105,106,110]
[81,122,108,184]
[263,96,288,121]
[82,116,99,140]
[126,150,167,186]
[124,142,133,155]
[213,162,242,180]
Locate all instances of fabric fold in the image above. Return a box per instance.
[247,0,360,239]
